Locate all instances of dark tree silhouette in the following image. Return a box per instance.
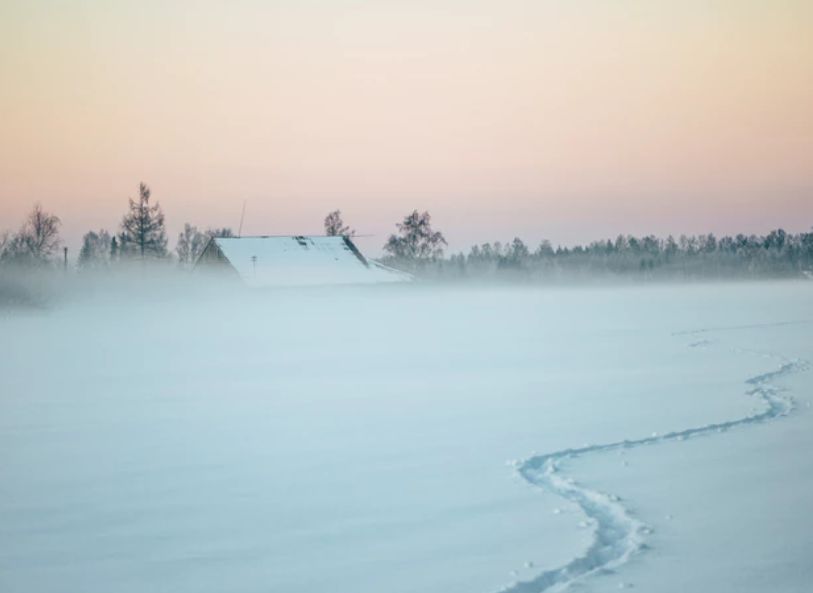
[207,227,234,239]
[119,183,167,259]
[0,204,61,265]
[324,210,354,237]
[383,210,446,264]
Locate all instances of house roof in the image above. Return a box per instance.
[201,235,411,288]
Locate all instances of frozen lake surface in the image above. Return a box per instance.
[1,281,812,592]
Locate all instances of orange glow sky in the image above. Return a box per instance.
[1,0,812,255]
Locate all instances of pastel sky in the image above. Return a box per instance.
[1,0,812,255]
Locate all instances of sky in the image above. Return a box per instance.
[1,0,812,255]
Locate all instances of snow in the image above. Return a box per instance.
[206,236,410,287]
[0,281,812,593]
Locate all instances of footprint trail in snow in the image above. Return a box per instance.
[497,335,809,593]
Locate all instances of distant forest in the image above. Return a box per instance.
[2,182,812,282]
[380,212,813,281]
[405,229,813,281]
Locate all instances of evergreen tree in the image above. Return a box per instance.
[509,237,529,260]
[536,240,554,257]
[119,183,167,259]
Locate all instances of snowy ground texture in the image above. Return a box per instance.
[1,281,812,593]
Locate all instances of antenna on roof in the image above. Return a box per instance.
[238,200,247,237]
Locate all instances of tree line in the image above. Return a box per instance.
[1,183,235,270]
[379,214,813,281]
[375,211,813,281]
[427,230,813,281]
[2,182,811,280]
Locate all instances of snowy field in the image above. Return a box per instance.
[1,280,812,593]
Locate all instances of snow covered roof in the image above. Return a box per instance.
[197,235,411,288]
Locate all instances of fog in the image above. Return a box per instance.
[1,275,812,593]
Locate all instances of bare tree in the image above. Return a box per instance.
[177,225,235,267]
[78,230,112,269]
[25,204,62,261]
[383,210,446,263]
[119,183,168,259]
[324,210,354,237]
[207,227,234,239]
[1,204,62,265]
[176,223,208,267]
